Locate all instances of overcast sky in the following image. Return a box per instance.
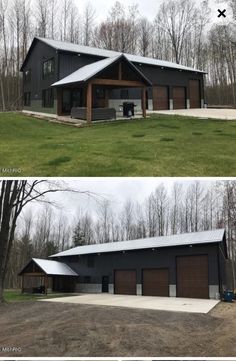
[21,178,214,224]
[75,0,232,25]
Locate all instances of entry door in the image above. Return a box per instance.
[62,89,71,113]
[142,269,169,296]
[102,276,109,293]
[176,255,209,299]
[114,270,136,295]
[71,89,82,108]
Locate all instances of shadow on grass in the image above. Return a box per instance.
[47,156,71,166]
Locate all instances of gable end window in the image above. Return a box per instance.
[42,88,54,108]
[42,58,55,78]
[24,92,31,106]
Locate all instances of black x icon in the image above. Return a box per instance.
[218,9,226,17]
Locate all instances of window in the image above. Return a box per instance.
[95,88,105,99]
[24,69,31,83]
[42,88,54,108]
[24,92,31,106]
[87,255,94,268]
[42,58,54,78]
[120,89,129,99]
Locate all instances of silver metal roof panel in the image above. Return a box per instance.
[32,258,78,276]
[50,229,225,258]
[37,37,206,74]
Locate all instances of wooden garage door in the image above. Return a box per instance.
[142,268,169,296]
[114,270,136,295]
[153,86,169,110]
[173,87,186,109]
[177,255,209,299]
[189,79,200,108]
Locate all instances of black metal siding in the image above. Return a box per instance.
[22,40,58,101]
[60,243,221,286]
[58,52,103,79]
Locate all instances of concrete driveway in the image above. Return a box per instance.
[148,108,236,120]
[41,293,219,314]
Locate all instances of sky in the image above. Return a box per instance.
[75,0,233,25]
[21,178,213,224]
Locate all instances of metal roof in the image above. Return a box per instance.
[36,37,206,74]
[31,258,78,276]
[51,54,151,87]
[50,229,225,258]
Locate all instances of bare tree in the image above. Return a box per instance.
[83,2,95,46]
[0,180,91,302]
[155,0,198,64]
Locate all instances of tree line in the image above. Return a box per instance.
[0,0,235,111]
[4,180,236,290]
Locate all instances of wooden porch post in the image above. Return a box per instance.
[44,276,48,295]
[142,87,147,118]
[57,88,63,116]
[86,82,92,125]
[21,275,24,294]
[118,62,122,80]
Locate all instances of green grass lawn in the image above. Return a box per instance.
[1,112,236,176]
[4,289,75,302]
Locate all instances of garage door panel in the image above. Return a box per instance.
[173,87,186,109]
[153,86,169,110]
[189,79,200,108]
[177,255,209,299]
[115,270,136,295]
[143,268,169,296]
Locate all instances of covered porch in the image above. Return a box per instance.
[52,54,152,124]
[19,258,78,294]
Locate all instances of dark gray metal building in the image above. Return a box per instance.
[20,229,228,299]
[20,37,206,122]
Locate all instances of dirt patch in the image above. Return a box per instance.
[0,301,235,357]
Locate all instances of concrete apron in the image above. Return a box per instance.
[147,108,236,120]
[41,293,220,314]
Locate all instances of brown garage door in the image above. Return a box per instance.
[153,86,169,110]
[189,79,200,108]
[114,270,136,295]
[177,255,209,299]
[173,87,186,109]
[142,268,169,296]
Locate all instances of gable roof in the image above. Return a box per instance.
[19,258,78,276]
[50,228,225,258]
[51,54,152,87]
[21,37,206,74]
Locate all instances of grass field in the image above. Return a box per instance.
[3,289,75,302]
[1,112,236,176]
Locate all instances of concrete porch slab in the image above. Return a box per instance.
[41,293,220,314]
[148,108,236,120]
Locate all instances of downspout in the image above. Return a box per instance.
[217,244,222,297]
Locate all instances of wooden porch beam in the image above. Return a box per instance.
[91,78,144,87]
[86,82,92,124]
[21,272,45,276]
